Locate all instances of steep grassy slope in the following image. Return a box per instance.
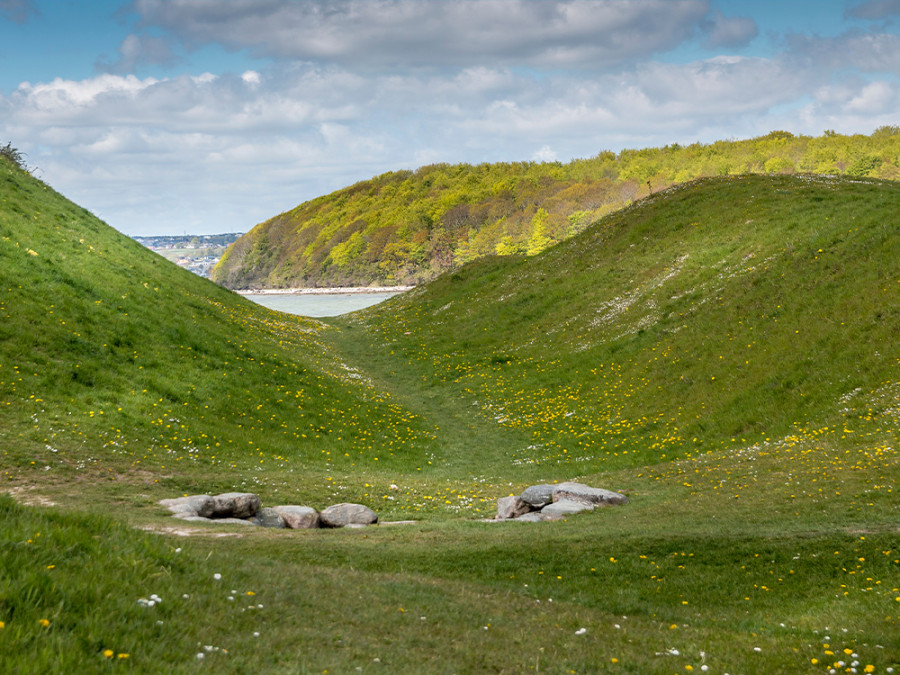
[339,174,899,481]
[212,128,900,289]
[0,157,437,496]
[2,161,897,673]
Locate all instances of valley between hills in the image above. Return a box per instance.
[0,146,897,673]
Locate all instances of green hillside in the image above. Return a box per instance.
[1,154,898,673]
[0,154,436,490]
[212,127,900,289]
[339,173,899,477]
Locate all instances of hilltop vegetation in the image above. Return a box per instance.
[212,127,900,289]
[1,154,898,673]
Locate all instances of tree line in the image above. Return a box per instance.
[198,127,900,288]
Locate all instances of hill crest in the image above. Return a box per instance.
[212,128,900,289]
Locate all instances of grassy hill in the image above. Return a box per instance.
[0,155,443,494]
[338,174,899,476]
[2,155,898,673]
[212,128,900,289]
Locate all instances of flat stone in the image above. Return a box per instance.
[520,484,556,509]
[165,502,201,517]
[552,482,628,507]
[211,492,261,518]
[171,513,211,522]
[251,507,287,528]
[514,511,556,522]
[496,495,532,519]
[273,505,320,529]
[541,499,595,517]
[319,503,378,528]
[159,495,215,518]
[379,520,419,526]
[213,517,257,526]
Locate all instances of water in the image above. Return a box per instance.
[242,291,402,317]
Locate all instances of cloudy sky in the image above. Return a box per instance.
[1,0,899,236]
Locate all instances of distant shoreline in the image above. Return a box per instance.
[236,286,414,296]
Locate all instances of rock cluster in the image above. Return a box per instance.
[495,482,627,522]
[158,492,378,529]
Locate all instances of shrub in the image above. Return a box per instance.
[0,142,27,170]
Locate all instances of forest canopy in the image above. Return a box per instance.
[211,128,900,289]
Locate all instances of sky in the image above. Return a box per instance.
[1,0,899,236]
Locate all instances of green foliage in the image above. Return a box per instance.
[0,142,27,171]
[213,128,900,289]
[846,154,883,177]
[525,207,554,256]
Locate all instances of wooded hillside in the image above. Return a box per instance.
[212,128,900,289]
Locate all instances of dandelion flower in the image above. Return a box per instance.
[38,619,50,627]
[103,649,114,659]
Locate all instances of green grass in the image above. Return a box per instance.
[338,174,899,477]
[1,159,898,672]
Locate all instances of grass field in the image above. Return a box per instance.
[1,158,897,673]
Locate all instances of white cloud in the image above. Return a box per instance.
[532,145,558,162]
[129,0,710,70]
[97,33,178,74]
[846,0,900,20]
[701,11,758,49]
[852,81,896,111]
[785,30,900,73]
[15,74,159,108]
[3,14,900,236]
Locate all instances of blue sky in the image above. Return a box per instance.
[2,0,899,235]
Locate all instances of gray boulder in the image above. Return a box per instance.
[319,503,378,528]
[273,505,320,529]
[496,495,532,520]
[159,495,215,518]
[172,513,212,522]
[552,482,627,507]
[514,511,555,522]
[541,499,595,517]
[520,484,556,509]
[251,507,287,529]
[211,492,261,518]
